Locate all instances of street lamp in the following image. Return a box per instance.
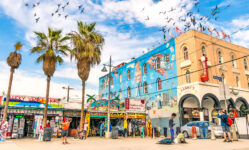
[101,56,118,138]
[62,86,74,102]
[221,73,228,113]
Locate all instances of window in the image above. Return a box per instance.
[128,70,131,80]
[236,76,240,87]
[120,74,122,82]
[119,90,122,99]
[144,82,148,94]
[156,57,161,69]
[202,46,206,56]
[110,77,113,85]
[183,47,189,60]
[143,63,147,74]
[128,87,131,97]
[244,58,248,70]
[231,55,236,68]
[157,78,162,90]
[218,51,222,64]
[186,70,191,83]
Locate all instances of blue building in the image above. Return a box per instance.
[99,39,178,130]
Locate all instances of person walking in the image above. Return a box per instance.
[169,113,176,143]
[100,121,105,137]
[83,122,88,140]
[61,118,71,144]
[123,119,128,137]
[217,110,232,142]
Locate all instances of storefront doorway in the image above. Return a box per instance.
[89,117,105,136]
[201,93,220,123]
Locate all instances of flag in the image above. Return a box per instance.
[176,27,182,34]
[233,109,238,118]
[199,23,204,32]
[207,26,213,35]
[213,28,219,37]
[168,30,174,38]
[221,30,227,39]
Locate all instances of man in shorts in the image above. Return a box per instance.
[61,118,71,144]
[218,110,232,142]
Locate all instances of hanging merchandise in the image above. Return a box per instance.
[18,118,25,138]
[6,115,14,139]
[12,118,19,139]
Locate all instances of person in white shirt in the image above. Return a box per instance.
[83,122,88,140]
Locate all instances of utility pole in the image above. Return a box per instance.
[62,86,74,102]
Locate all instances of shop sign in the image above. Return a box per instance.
[7,95,60,104]
[128,113,146,119]
[125,98,145,112]
[90,112,107,117]
[89,99,119,111]
[180,85,195,93]
[64,111,81,116]
[110,113,126,118]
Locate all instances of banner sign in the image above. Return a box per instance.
[1,95,62,108]
[125,98,145,112]
[88,99,119,111]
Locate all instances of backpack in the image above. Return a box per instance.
[227,118,233,126]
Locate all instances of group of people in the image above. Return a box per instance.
[168,109,234,144]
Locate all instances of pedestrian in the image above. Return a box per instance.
[123,119,128,137]
[83,122,88,140]
[169,113,177,143]
[217,110,232,142]
[61,118,71,144]
[128,121,132,136]
[100,121,105,137]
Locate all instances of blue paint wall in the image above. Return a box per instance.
[99,39,179,131]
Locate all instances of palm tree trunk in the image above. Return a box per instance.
[43,76,51,127]
[3,68,15,122]
[80,80,85,131]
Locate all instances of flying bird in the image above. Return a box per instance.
[35,17,40,23]
[34,13,37,17]
[145,16,149,20]
[65,15,68,19]
[55,9,59,13]
[211,5,218,15]
[51,13,54,16]
[195,2,200,7]
[78,5,83,9]
[37,2,40,6]
[80,8,84,14]
[25,3,29,7]
[58,4,61,8]
[62,5,66,11]
[58,13,61,17]
[32,4,36,8]
[141,8,145,12]
[167,18,173,23]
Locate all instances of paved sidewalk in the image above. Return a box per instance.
[1,137,249,150]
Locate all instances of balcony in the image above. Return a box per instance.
[180,59,191,68]
[232,67,240,74]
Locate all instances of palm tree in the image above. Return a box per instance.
[3,42,22,122]
[69,22,104,130]
[31,27,70,127]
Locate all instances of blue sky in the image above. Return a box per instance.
[0,0,248,101]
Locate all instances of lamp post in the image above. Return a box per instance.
[62,86,74,102]
[221,74,228,112]
[101,56,117,138]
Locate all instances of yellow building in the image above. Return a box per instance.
[175,30,249,125]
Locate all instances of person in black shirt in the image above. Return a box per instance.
[169,113,176,143]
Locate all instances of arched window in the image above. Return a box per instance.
[128,87,131,97]
[236,76,240,87]
[119,90,122,99]
[202,46,206,56]
[156,57,161,69]
[143,63,147,74]
[218,51,222,64]
[183,47,189,60]
[231,55,236,68]
[244,58,248,70]
[128,70,131,80]
[157,78,162,90]
[186,70,191,83]
[144,82,148,94]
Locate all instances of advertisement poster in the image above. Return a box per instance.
[125,98,145,112]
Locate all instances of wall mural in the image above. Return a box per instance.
[99,40,178,118]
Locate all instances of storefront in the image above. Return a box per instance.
[0,95,63,139]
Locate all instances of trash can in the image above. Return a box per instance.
[112,127,118,139]
[43,127,53,141]
[163,128,167,137]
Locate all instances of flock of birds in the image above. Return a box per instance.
[143,0,231,40]
[24,1,85,23]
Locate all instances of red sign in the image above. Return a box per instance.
[201,56,209,82]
